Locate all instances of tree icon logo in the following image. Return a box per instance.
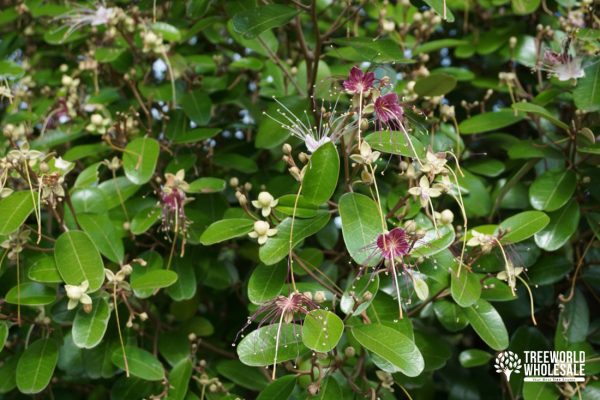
[494,351,522,381]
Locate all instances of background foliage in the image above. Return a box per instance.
[0,0,599,399]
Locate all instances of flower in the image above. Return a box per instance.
[343,66,375,95]
[161,170,192,233]
[263,97,352,153]
[252,191,278,217]
[248,220,277,245]
[420,150,447,175]
[497,260,523,293]
[408,176,442,207]
[376,228,410,260]
[350,141,380,165]
[65,280,92,310]
[374,93,404,125]
[539,50,585,81]
[466,230,496,253]
[58,3,119,39]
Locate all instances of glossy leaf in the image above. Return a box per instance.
[72,297,111,349]
[16,339,59,394]
[529,170,576,211]
[54,230,105,292]
[302,310,344,352]
[534,200,579,251]
[123,137,160,185]
[200,218,254,245]
[302,142,339,205]
[459,110,524,134]
[232,5,300,38]
[236,323,307,367]
[248,263,286,305]
[464,299,509,351]
[5,283,56,306]
[498,211,550,244]
[111,346,165,381]
[78,213,124,263]
[0,191,36,235]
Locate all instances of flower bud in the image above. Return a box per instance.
[344,346,356,358]
[229,177,239,187]
[282,143,292,155]
[314,291,326,303]
[298,152,309,164]
[139,312,148,321]
[440,209,454,224]
[83,303,93,314]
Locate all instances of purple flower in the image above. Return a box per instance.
[376,228,410,260]
[374,93,404,125]
[343,66,375,95]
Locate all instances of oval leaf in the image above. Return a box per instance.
[302,142,339,205]
[463,299,509,351]
[200,218,254,245]
[111,346,165,381]
[302,310,344,353]
[123,137,160,185]
[72,297,111,349]
[497,211,550,244]
[54,230,105,292]
[529,170,576,212]
[16,339,59,394]
[0,191,36,235]
[236,323,307,367]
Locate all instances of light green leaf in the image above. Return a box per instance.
[72,297,111,349]
[573,58,600,112]
[338,193,384,267]
[151,22,182,41]
[302,142,339,205]
[512,0,541,14]
[451,270,482,307]
[351,324,424,377]
[497,211,550,244]
[365,130,426,158]
[414,73,457,96]
[259,212,330,265]
[423,0,455,21]
[200,219,254,245]
[512,102,568,130]
[463,299,509,351]
[0,191,36,235]
[16,339,59,394]
[302,310,344,353]
[130,206,161,235]
[78,213,124,264]
[5,282,55,306]
[28,255,62,283]
[0,322,8,352]
[237,324,307,367]
[111,346,165,381]
[187,177,225,193]
[131,269,178,291]
[248,263,286,305]
[529,170,576,211]
[70,187,108,214]
[311,376,342,400]
[167,359,193,400]
[459,349,493,367]
[256,375,296,400]
[459,110,524,134]
[54,230,105,292]
[165,258,196,301]
[123,137,160,185]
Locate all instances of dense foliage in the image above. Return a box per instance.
[0,0,599,399]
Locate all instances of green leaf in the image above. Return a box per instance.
[459,110,524,134]
[0,60,25,80]
[167,359,193,400]
[187,177,225,193]
[200,218,254,245]
[0,322,7,352]
[351,324,424,377]
[165,258,196,301]
[529,170,576,211]
[340,274,379,316]
[512,102,568,130]
[256,375,296,400]
[311,377,342,400]
[574,62,600,112]
[414,73,457,97]
[534,200,579,251]
[123,137,160,185]
[302,142,339,205]
[71,188,108,214]
[464,158,505,177]
[497,211,550,244]
[5,283,56,306]
[459,349,493,367]
[248,263,286,305]
[463,299,509,351]
[302,310,344,353]
[72,298,111,349]
[54,230,105,292]
[78,213,124,264]
[275,194,319,218]
[451,270,482,307]
[338,193,384,267]
[111,346,165,381]
[216,360,269,391]
[512,0,541,14]
[28,255,62,283]
[412,224,456,257]
[0,191,36,235]
[181,90,212,126]
[522,382,559,400]
[236,324,307,367]
[232,4,300,39]
[131,270,178,291]
[131,206,161,235]
[364,130,426,158]
[259,212,330,265]
[16,339,59,394]
[98,177,140,210]
[0,355,18,393]
[151,22,182,41]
